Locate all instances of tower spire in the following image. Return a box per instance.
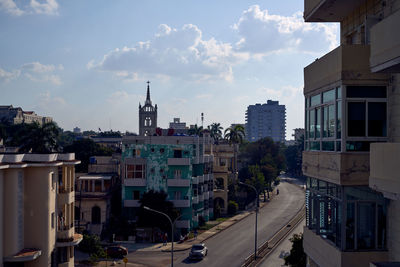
[145,81,151,105]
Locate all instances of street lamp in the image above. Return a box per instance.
[239,182,259,261]
[143,206,183,267]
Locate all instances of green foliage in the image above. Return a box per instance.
[97,131,122,138]
[188,124,203,136]
[224,125,245,145]
[0,121,61,153]
[137,190,179,234]
[207,123,223,143]
[78,234,104,256]
[63,139,113,172]
[227,200,239,215]
[284,233,306,267]
[284,135,304,176]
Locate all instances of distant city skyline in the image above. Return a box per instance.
[0,0,339,139]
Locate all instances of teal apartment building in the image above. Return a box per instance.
[121,135,214,233]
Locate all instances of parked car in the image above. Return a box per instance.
[105,245,128,258]
[189,243,208,260]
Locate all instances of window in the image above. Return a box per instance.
[306,177,387,251]
[133,191,140,200]
[174,169,182,179]
[174,149,182,158]
[126,164,146,179]
[174,191,181,200]
[51,172,56,190]
[51,212,55,229]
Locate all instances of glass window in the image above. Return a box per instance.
[337,86,342,99]
[309,109,315,139]
[368,102,387,137]
[322,141,334,151]
[316,108,321,138]
[323,105,335,138]
[310,141,320,151]
[357,202,376,249]
[311,94,321,106]
[347,86,386,98]
[323,89,335,103]
[346,202,355,250]
[337,100,342,138]
[346,141,371,152]
[348,102,366,136]
[336,141,341,152]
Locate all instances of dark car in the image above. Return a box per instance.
[105,245,128,258]
[189,243,208,260]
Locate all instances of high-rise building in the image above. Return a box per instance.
[245,100,286,142]
[0,152,81,267]
[302,0,400,266]
[121,135,214,233]
[139,82,157,136]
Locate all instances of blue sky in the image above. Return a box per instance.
[0,0,338,139]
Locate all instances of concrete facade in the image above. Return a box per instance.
[245,100,286,142]
[0,105,52,126]
[303,0,400,266]
[121,135,214,233]
[0,153,81,267]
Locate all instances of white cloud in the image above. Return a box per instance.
[0,68,20,82]
[195,94,212,99]
[0,0,58,16]
[0,62,62,85]
[233,5,338,56]
[90,24,244,82]
[30,0,58,15]
[0,0,24,15]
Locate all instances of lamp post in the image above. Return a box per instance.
[143,206,183,267]
[239,182,259,261]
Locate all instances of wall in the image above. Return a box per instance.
[387,199,400,261]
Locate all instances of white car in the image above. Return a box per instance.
[189,243,208,260]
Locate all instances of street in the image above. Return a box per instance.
[125,180,305,267]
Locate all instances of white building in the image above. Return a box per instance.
[245,100,286,142]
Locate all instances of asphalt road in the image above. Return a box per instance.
[175,180,305,267]
[124,180,305,267]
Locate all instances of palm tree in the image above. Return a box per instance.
[188,124,203,136]
[224,125,245,182]
[207,123,223,143]
[224,125,245,145]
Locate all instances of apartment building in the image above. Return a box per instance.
[75,155,120,236]
[0,105,52,126]
[0,152,81,267]
[245,100,286,142]
[121,135,214,234]
[303,0,400,266]
[207,142,236,215]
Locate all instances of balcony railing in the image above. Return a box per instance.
[171,199,190,208]
[124,200,141,207]
[124,178,146,187]
[192,196,199,204]
[167,179,190,187]
[167,158,190,165]
[175,220,190,228]
[370,9,400,73]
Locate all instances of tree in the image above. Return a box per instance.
[63,139,113,172]
[224,125,245,145]
[284,233,306,267]
[188,124,203,136]
[137,190,179,236]
[285,135,304,177]
[207,123,223,143]
[18,122,61,153]
[227,200,239,215]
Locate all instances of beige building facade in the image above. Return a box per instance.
[0,153,81,267]
[0,105,52,126]
[303,0,400,266]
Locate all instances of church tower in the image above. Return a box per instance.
[139,81,157,136]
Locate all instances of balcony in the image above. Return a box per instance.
[199,175,204,183]
[192,196,199,204]
[199,194,204,201]
[370,143,400,199]
[167,158,190,165]
[172,199,190,208]
[124,178,146,187]
[204,174,210,181]
[57,190,74,205]
[124,200,140,207]
[57,228,74,241]
[303,228,388,267]
[203,191,209,199]
[370,9,400,73]
[167,179,190,187]
[192,176,199,185]
[56,233,83,247]
[304,0,365,22]
[209,191,213,198]
[175,220,190,228]
[304,45,388,96]
[213,165,228,173]
[302,151,370,185]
